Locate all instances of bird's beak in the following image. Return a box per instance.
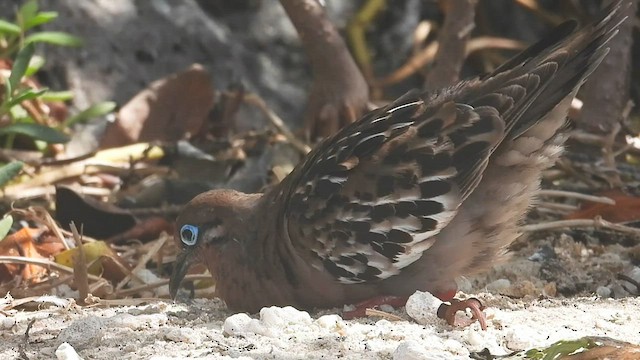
[169,247,195,300]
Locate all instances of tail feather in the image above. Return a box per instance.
[512,1,626,137]
[469,0,626,139]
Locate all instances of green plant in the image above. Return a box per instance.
[0,0,83,57]
[0,0,115,150]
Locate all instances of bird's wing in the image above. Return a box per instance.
[278,88,519,283]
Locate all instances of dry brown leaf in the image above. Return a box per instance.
[565,190,640,223]
[0,227,65,283]
[562,337,640,359]
[100,64,215,148]
[54,240,130,283]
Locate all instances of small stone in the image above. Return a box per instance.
[57,316,106,350]
[504,329,535,350]
[0,315,16,329]
[315,314,342,329]
[393,340,427,360]
[405,291,442,326]
[223,313,252,336]
[260,306,312,328]
[55,342,82,360]
[163,327,202,344]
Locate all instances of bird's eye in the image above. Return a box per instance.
[180,224,199,246]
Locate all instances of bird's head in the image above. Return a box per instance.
[169,189,262,299]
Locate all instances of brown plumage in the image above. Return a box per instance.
[170,2,625,327]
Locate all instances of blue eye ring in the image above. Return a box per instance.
[180,224,199,246]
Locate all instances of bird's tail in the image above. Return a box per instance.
[492,0,626,138]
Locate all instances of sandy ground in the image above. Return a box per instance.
[1,293,639,360]
[2,228,639,359]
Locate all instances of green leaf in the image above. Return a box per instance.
[63,101,116,128]
[23,12,58,30]
[0,161,24,187]
[0,123,69,143]
[40,90,74,102]
[0,20,21,35]
[8,43,35,91]
[0,215,13,240]
[18,0,39,28]
[25,32,83,47]
[4,88,48,108]
[24,55,45,77]
[525,338,597,360]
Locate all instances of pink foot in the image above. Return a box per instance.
[437,297,487,330]
[342,295,408,320]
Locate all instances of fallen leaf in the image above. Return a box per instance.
[0,227,65,283]
[100,64,215,148]
[54,240,129,282]
[55,185,137,239]
[565,190,640,223]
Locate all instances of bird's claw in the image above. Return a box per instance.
[437,297,487,330]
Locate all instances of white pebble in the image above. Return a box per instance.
[259,306,312,328]
[223,313,252,336]
[315,314,342,329]
[465,328,485,346]
[405,291,442,326]
[163,327,202,344]
[55,342,82,360]
[0,315,16,329]
[504,329,535,350]
[247,318,275,337]
[393,340,427,360]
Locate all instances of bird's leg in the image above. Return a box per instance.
[437,297,487,331]
[342,289,487,330]
[435,288,487,330]
[342,295,409,319]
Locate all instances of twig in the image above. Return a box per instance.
[425,0,478,90]
[18,318,36,360]
[364,308,404,321]
[3,163,169,201]
[513,0,565,25]
[6,185,112,202]
[536,201,578,212]
[69,223,89,304]
[521,217,640,241]
[115,234,168,291]
[243,93,311,154]
[617,273,640,296]
[85,297,164,307]
[377,36,524,87]
[0,256,103,282]
[537,189,616,205]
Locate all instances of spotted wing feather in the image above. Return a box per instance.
[279,90,513,284]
